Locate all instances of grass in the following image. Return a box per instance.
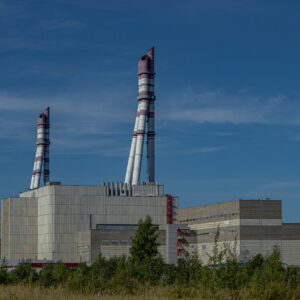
[0,285,198,300]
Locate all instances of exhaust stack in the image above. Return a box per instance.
[125,48,155,185]
[30,107,50,190]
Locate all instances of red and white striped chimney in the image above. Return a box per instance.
[125,48,155,185]
[30,107,50,189]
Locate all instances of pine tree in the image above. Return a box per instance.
[130,215,159,263]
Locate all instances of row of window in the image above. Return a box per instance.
[180,212,239,223]
[201,242,230,251]
[197,229,238,236]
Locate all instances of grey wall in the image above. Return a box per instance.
[1,184,174,263]
[1,197,37,260]
[76,228,167,265]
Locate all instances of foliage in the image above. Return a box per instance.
[0,260,10,285]
[128,215,164,283]
[66,263,90,293]
[10,261,38,284]
[39,263,70,287]
[130,215,160,264]
[1,220,300,299]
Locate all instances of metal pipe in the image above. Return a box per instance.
[43,107,50,186]
[132,99,149,184]
[124,101,141,184]
[146,48,155,183]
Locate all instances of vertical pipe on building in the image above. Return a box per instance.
[43,107,50,186]
[30,107,50,190]
[124,101,141,185]
[146,48,155,184]
[131,48,155,185]
[131,100,148,185]
[166,195,173,225]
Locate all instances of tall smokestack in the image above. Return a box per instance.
[125,48,155,185]
[30,107,50,190]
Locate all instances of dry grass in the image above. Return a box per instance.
[0,285,194,300]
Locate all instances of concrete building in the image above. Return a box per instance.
[1,183,178,264]
[178,199,300,266]
[0,48,180,265]
[76,227,167,264]
[2,194,300,267]
[1,49,300,268]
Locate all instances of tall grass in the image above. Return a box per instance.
[1,248,300,299]
[0,285,174,300]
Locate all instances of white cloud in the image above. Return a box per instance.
[0,37,45,51]
[160,88,296,125]
[169,145,228,157]
[0,90,135,155]
[0,86,299,155]
[0,95,42,111]
[255,180,300,191]
[0,119,31,140]
[191,146,228,154]
[40,19,85,31]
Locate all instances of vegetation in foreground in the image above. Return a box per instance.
[1,216,300,300]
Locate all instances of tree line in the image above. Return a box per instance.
[0,215,300,299]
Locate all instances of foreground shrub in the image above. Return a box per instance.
[164,284,198,299]
[175,253,202,286]
[39,263,70,288]
[10,262,38,284]
[1,218,300,299]
[0,261,10,285]
[66,263,89,293]
[109,269,141,295]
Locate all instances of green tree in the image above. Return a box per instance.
[130,215,160,263]
[129,215,163,283]
[207,226,225,266]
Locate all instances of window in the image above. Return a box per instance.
[96,224,138,230]
[223,242,230,249]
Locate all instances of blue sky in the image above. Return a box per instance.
[1,0,300,221]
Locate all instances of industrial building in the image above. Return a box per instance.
[1,48,178,265]
[1,48,300,267]
[1,184,178,264]
[178,200,300,266]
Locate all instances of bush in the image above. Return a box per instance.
[10,262,38,284]
[3,228,300,299]
[66,263,89,293]
[165,284,197,299]
[175,252,202,286]
[0,261,10,285]
[109,269,140,295]
[39,263,70,288]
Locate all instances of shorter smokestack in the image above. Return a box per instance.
[30,107,50,190]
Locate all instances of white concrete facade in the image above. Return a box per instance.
[1,184,177,263]
[1,197,38,260]
[178,200,300,267]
